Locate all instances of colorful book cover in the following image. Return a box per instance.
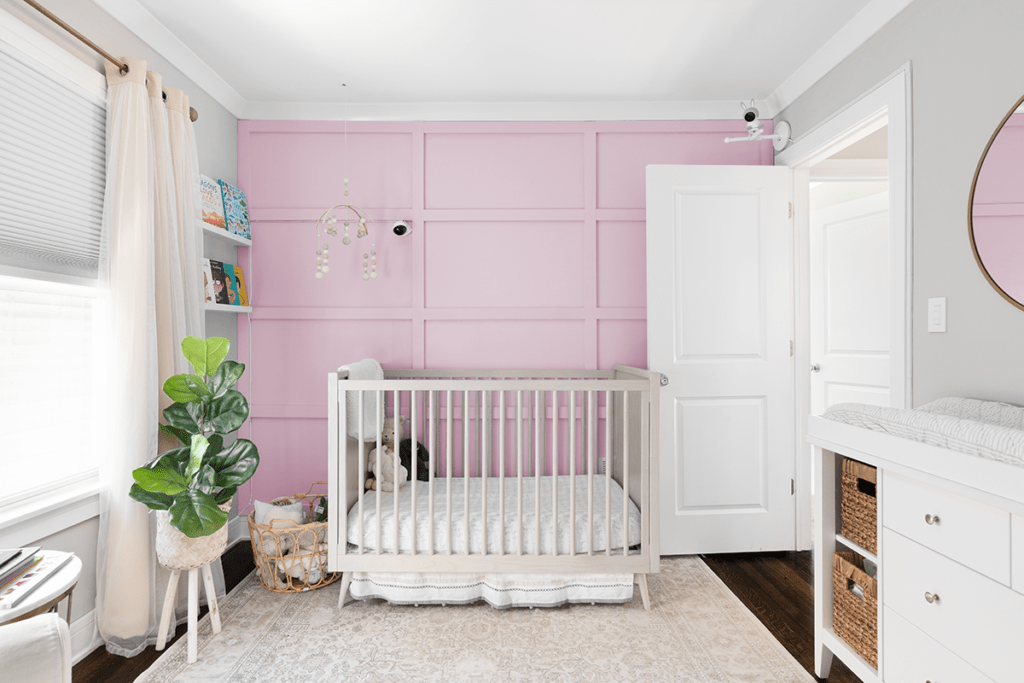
[0,551,73,610]
[218,180,251,240]
[199,175,227,230]
[209,260,229,305]
[232,266,249,307]
[222,263,240,305]
[202,258,215,303]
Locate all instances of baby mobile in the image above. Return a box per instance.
[311,83,378,281]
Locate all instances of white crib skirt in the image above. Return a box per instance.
[348,572,635,608]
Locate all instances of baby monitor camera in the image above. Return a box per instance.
[392,220,411,237]
[742,104,759,123]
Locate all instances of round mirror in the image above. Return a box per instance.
[970,94,1024,310]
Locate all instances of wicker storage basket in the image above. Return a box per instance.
[840,458,877,554]
[832,551,878,668]
[248,483,339,593]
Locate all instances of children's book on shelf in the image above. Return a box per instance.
[202,258,215,303]
[218,180,251,240]
[233,266,249,307]
[209,260,230,305]
[0,551,74,610]
[199,175,227,231]
[222,263,240,305]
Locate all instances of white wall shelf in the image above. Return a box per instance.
[201,221,251,247]
[206,302,251,313]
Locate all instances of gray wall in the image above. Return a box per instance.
[0,0,239,629]
[777,0,1024,407]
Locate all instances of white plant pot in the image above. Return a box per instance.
[155,502,232,570]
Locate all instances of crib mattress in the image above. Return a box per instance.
[823,398,1024,468]
[347,474,642,555]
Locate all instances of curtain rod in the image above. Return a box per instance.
[23,0,199,122]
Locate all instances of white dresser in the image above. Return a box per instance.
[808,416,1024,683]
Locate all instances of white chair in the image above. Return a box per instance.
[0,612,72,683]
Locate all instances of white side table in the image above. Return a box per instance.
[0,553,82,627]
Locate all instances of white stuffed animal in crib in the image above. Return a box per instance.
[365,416,409,491]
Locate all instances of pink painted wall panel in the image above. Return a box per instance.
[425,221,585,308]
[425,133,584,209]
[974,115,1024,205]
[598,319,647,370]
[596,131,770,208]
[251,222,414,308]
[251,319,413,407]
[597,221,646,308]
[247,419,328,505]
[248,131,414,210]
[973,215,1024,302]
[424,320,586,369]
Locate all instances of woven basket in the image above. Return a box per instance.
[840,458,877,554]
[155,502,232,570]
[832,551,877,668]
[248,482,340,593]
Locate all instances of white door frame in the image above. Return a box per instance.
[776,64,913,550]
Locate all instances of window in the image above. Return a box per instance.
[0,14,108,508]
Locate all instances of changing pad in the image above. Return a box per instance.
[823,398,1024,468]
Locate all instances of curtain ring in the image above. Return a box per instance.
[189,107,198,122]
[119,62,129,76]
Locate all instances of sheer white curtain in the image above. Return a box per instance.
[95,58,220,658]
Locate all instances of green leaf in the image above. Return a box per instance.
[208,360,245,399]
[163,374,211,403]
[195,463,217,494]
[163,403,200,435]
[159,423,193,447]
[128,483,173,510]
[205,434,224,459]
[207,390,249,434]
[168,490,229,538]
[132,460,189,495]
[208,439,259,487]
[181,336,229,378]
[186,434,209,481]
[158,446,191,470]
[214,486,237,505]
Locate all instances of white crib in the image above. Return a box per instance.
[326,366,661,609]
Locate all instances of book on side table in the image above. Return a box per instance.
[0,550,74,610]
[0,547,41,586]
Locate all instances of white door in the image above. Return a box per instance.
[647,165,795,555]
[810,191,890,414]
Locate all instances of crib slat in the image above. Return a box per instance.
[464,390,470,554]
[551,390,558,555]
[446,390,453,556]
[605,389,612,556]
[429,390,435,556]
[337,378,345,558]
[499,390,506,556]
[376,390,383,555]
[588,390,595,557]
[410,390,417,555]
[357,390,364,555]
[534,390,541,556]
[623,391,630,550]
[481,390,488,556]
[394,389,401,554]
[516,389,523,556]
[569,389,576,557]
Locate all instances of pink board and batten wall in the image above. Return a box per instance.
[236,120,773,504]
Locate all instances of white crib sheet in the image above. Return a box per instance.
[347,474,642,555]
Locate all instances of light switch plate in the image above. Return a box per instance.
[927,297,946,332]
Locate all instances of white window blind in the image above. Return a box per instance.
[0,40,106,282]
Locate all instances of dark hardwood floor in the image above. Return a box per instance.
[702,551,862,683]
[74,546,859,682]
[72,541,255,683]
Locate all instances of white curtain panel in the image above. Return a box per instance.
[95,58,222,658]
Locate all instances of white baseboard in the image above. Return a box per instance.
[70,609,103,665]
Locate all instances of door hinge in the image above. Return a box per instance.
[789,340,794,357]
[791,479,795,495]
[788,202,793,219]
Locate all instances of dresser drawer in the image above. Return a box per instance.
[882,529,1024,683]
[883,607,994,683]
[1013,515,1024,595]
[882,472,1010,584]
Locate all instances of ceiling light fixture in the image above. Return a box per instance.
[724,100,791,151]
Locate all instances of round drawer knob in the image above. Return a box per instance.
[924,513,940,525]
[924,591,940,604]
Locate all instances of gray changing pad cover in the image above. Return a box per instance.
[822,398,1024,468]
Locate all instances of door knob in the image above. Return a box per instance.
[810,364,821,372]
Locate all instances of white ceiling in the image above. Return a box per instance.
[94,0,914,120]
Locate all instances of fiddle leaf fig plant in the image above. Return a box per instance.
[129,336,259,538]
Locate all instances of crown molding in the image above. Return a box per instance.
[90,0,246,117]
[765,0,916,118]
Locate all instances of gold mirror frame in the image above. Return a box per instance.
[968,91,1024,312]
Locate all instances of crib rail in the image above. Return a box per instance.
[327,366,659,577]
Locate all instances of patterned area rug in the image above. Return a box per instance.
[135,556,815,682]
